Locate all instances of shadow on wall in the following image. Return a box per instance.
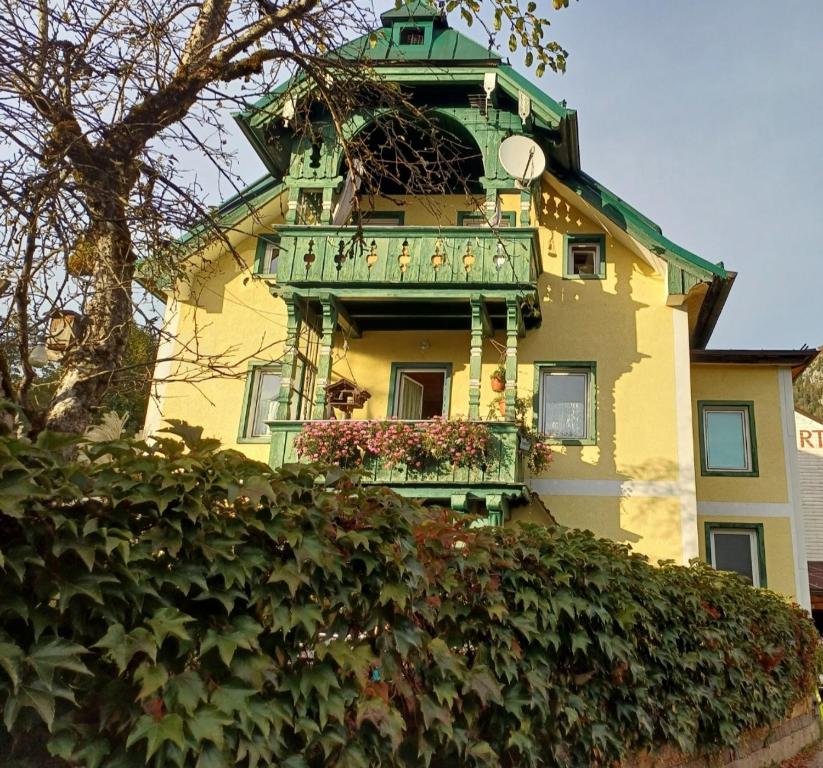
[520,190,684,559]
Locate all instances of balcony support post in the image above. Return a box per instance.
[519,185,532,226]
[312,296,338,419]
[469,295,491,420]
[485,494,508,526]
[275,294,303,419]
[504,296,522,419]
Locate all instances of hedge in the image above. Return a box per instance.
[0,422,819,768]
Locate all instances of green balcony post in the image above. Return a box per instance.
[505,296,520,418]
[275,295,302,419]
[519,186,532,226]
[312,297,338,419]
[469,296,483,420]
[322,186,334,224]
[485,494,511,526]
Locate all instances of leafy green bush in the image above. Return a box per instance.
[0,424,818,768]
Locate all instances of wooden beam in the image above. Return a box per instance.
[329,296,361,339]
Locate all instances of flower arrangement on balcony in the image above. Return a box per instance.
[486,393,554,474]
[519,428,554,474]
[293,417,491,470]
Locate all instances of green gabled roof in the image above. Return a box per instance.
[560,169,727,280]
[380,0,444,24]
[336,26,499,64]
[179,174,285,245]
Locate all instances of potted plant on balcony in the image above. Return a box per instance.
[486,394,528,421]
[490,363,506,393]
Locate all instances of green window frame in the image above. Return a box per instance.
[395,22,430,46]
[255,234,280,275]
[564,234,606,280]
[698,401,759,477]
[704,522,767,588]
[358,210,405,226]
[387,363,452,420]
[457,210,517,227]
[532,361,597,446]
[238,362,283,442]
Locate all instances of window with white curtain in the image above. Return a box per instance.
[538,367,593,441]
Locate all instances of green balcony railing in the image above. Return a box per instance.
[267,420,524,488]
[267,226,539,287]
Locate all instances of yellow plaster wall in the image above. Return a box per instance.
[690,365,788,503]
[153,192,289,464]
[697,515,796,599]
[153,177,692,565]
[511,495,684,564]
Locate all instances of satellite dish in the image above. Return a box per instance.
[498,135,546,186]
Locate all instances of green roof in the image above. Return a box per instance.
[228,1,727,290]
[179,174,285,245]
[380,0,443,24]
[562,170,727,280]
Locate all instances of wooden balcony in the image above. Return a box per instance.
[265,225,540,290]
[267,420,525,494]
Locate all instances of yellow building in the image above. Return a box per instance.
[145,2,818,606]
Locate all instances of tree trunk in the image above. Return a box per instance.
[45,209,134,434]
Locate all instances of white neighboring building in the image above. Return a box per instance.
[796,409,823,624]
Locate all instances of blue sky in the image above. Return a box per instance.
[538,0,823,349]
[214,0,823,349]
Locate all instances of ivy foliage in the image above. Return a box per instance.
[0,423,819,768]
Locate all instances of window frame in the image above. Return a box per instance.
[564,234,606,280]
[456,210,517,228]
[255,234,280,275]
[238,362,283,442]
[698,400,759,477]
[533,361,597,446]
[398,24,426,46]
[295,189,324,225]
[704,522,767,587]
[358,210,405,226]
[387,363,452,420]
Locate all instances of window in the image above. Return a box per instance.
[359,211,405,226]
[290,310,321,420]
[565,235,606,279]
[296,190,323,225]
[399,26,425,45]
[243,366,282,438]
[457,211,515,227]
[536,363,596,443]
[705,523,766,587]
[256,236,280,274]
[698,401,758,476]
[389,365,451,420]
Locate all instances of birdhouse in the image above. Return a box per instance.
[325,377,371,419]
[46,310,83,361]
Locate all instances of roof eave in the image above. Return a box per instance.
[690,272,736,350]
[691,347,819,378]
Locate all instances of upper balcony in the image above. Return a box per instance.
[263,225,540,291]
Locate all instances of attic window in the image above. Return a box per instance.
[565,235,606,279]
[400,26,425,45]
